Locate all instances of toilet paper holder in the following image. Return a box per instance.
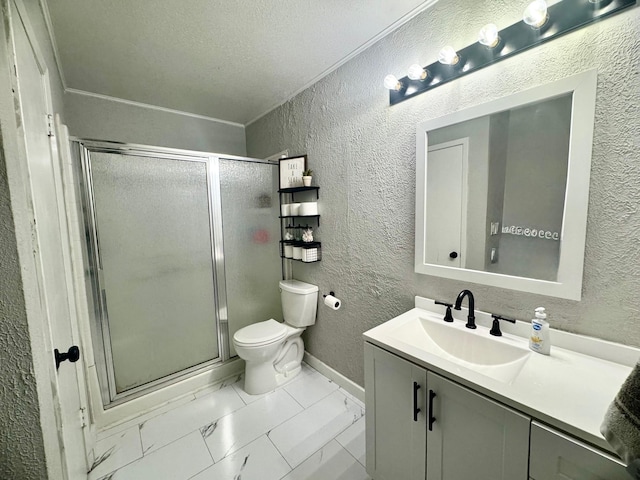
[323,291,336,298]
[323,291,341,310]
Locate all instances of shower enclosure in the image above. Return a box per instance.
[72,140,282,406]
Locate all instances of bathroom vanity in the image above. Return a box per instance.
[363,297,636,479]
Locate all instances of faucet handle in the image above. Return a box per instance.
[490,314,516,336]
[434,300,454,322]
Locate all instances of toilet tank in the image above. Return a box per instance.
[280,280,318,327]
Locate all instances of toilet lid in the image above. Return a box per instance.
[234,319,288,347]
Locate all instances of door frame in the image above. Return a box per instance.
[1,0,91,478]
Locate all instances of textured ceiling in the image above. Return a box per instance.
[45,0,434,125]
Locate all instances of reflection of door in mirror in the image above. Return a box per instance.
[425,94,571,282]
[428,116,491,272]
[426,139,468,268]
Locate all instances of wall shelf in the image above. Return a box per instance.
[279,183,321,265]
[280,214,321,226]
[278,186,320,200]
[279,240,322,263]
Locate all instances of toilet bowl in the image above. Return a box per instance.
[233,280,318,395]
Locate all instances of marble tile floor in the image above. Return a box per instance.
[90,363,370,480]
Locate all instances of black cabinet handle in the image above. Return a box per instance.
[449,251,458,259]
[413,382,421,421]
[428,389,437,431]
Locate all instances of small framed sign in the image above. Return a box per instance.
[279,155,307,189]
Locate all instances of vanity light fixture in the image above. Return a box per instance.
[438,46,460,65]
[523,0,549,28]
[478,23,500,48]
[407,64,428,81]
[383,74,402,91]
[386,0,633,106]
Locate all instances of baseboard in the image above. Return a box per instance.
[303,352,364,404]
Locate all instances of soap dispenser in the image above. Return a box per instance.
[529,307,550,355]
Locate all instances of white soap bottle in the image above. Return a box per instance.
[529,307,551,355]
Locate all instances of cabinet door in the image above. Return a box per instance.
[365,343,427,480]
[529,422,629,479]
[426,372,530,480]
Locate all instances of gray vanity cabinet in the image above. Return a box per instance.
[529,422,629,479]
[365,343,530,480]
[365,343,427,480]
[426,371,530,479]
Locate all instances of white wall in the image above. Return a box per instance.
[246,0,640,386]
[497,95,572,281]
[65,90,247,155]
[485,111,509,272]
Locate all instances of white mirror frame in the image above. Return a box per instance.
[415,69,597,300]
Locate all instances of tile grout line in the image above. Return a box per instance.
[141,417,229,459]
[185,433,217,480]
[139,386,246,455]
[88,428,146,479]
[96,393,199,442]
[280,384,305,410]
[271,391,366,473]
[265,432,295,475]
[98,429,216,480]
[136,422,144,459]
[199,420,217,466]
[204,375,339,465]
[212,389,305,462]
[336,435,366,469]
[282,372,341,410]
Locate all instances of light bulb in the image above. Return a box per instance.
[383,74,401,91]
[478,23,500,48]
[438,46,459,65]
[407,64,428,81]
[523,0,548,28]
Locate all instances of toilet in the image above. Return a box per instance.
[233,279,318,395]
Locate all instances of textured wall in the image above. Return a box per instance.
[65,91,247,156]
[0,41,50,476]
[246,0,640,386]
[0,146,49,480]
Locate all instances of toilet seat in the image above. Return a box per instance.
[234,319,287,347]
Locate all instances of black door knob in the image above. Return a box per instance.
[449,251,458,259]
[55,346,80,370]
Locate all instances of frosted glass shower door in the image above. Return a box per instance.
[90,152,219,394]
[218,159,282,357]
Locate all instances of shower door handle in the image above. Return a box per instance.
[55,346,80,370]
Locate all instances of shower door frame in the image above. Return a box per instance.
[75,139,274,406]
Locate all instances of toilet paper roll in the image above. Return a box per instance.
[324,294,341,310]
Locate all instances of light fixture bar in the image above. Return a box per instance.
[389,0,634,105]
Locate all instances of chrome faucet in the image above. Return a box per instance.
[454,289,476,329]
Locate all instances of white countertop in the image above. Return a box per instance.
[363,296,640,454]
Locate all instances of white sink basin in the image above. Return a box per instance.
[388,314,531,383]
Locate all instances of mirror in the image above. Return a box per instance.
[415,70,597,300]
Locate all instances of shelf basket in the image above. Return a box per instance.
[280,240,322,263]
